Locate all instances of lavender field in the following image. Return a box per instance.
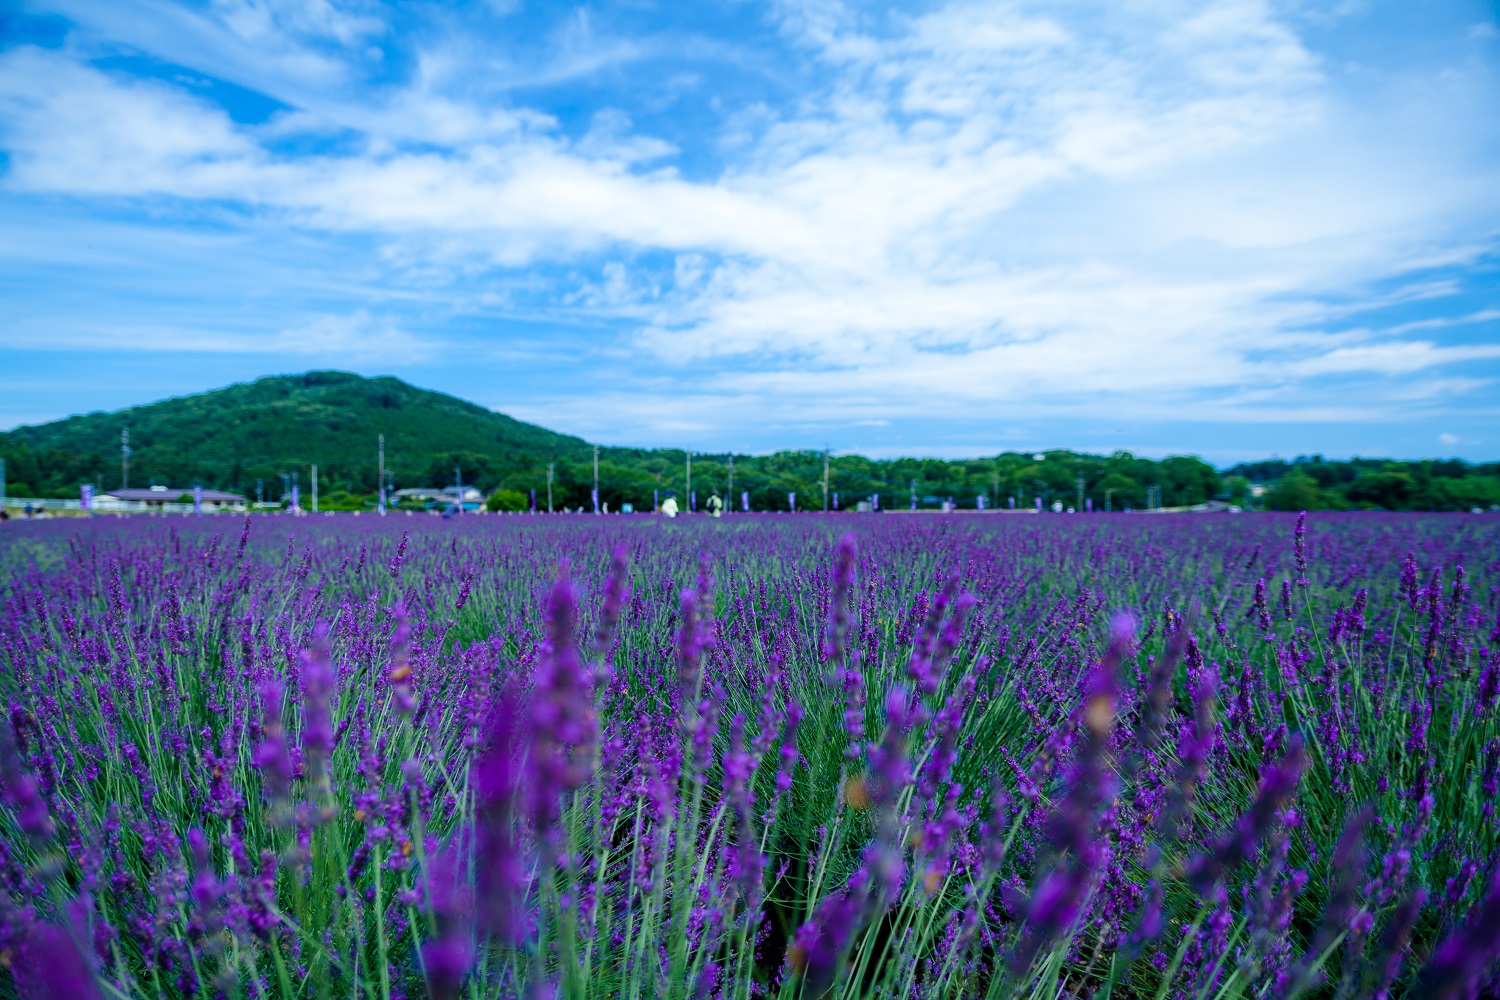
[0,512,1497,1000]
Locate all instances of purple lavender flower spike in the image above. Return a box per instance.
[824,532,858,664]
[10,921,101,1000]
[1368,887,1425,1000]
[253,678,293,820]
[1293,511,1310,586]
[789,872,871,993]
[299,621,335,797]
[525,563,596,841]
[1417,866,1500,1000]
[1186,736,1306,892]
[421,847,473,1000]
[389,603,416,716]
[474,690,524,945]
[592,544,632,667]
[0,713,53,844]
[1012,657,1120,973]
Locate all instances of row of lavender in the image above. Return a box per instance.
[0,512,1496,998]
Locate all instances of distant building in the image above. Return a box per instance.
[96,486,247,510]
[393,486,485,511]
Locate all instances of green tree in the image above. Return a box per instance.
[1266,470,1322,511]
[1345,469,1416,510]
[485,488,529,512]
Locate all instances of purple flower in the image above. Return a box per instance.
[299,621,335,794]
[591,544,632,666]
[1418,866,1500,1000]
[420,847,473,1000]
[525,565,596,837]
[789,871,871,993]
[0,714,52,843]
[253,678,293,818]
[1369,887,1426,1000]
[473,690,524,944]
[9,921,100,1000]
[824,532,859,664]
[1293,510,1310,586]
[1186,737,1306,892]
[388,604,416,716]
[388,528,410,577]
[1013,658,1120,972]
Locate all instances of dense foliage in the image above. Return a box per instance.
[1225,457,1500,513]
[1,511,1498,999]
[0,372,587,502]
[4,372,1495,512]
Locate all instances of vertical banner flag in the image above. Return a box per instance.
[690,490,696,512]
[80,483,92,511]
[378,488,386,516]
[1009,496,1016,509]
[1035,497,1042,511]
[741,491,749,512]
[787,491,795,511]
[292,486,300,511]
[591,488,599,514]
[530,488,536,512]
[1086,498,1093,513]
[654,489,659,511]
[833,492,839,510]
[193,485,203,515]
[873,493,879,511]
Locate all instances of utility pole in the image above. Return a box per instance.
[822,451,830,511]
[546,463,554,513]
[726,456,734,514]
[121,428,130,490]
[685,451,692,512]
[1075,475,1084,512]
[593,445,600,514]
[256,479,263,505]
[378,433,386,515]
[312,464,318,513]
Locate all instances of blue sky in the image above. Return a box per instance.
[1,0,1498,465]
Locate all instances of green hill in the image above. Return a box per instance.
[3,371,1497,512]
[0,371,591,503]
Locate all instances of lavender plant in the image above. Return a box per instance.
[0,510,1497,998]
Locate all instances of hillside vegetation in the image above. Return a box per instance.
[2,371,1496,511]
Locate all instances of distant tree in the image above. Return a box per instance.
[485,488,528,513]
[1346,469,1416,510]
[1266,470,1322,511]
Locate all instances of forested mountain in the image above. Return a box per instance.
[2,372,1496,512]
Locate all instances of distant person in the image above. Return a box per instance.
[660,493,679,518]
[706,493,723,518]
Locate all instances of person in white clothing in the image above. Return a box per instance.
[660,493,679,518]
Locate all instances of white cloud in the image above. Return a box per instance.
[2,307,434,362]
[1,0,1498,433]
